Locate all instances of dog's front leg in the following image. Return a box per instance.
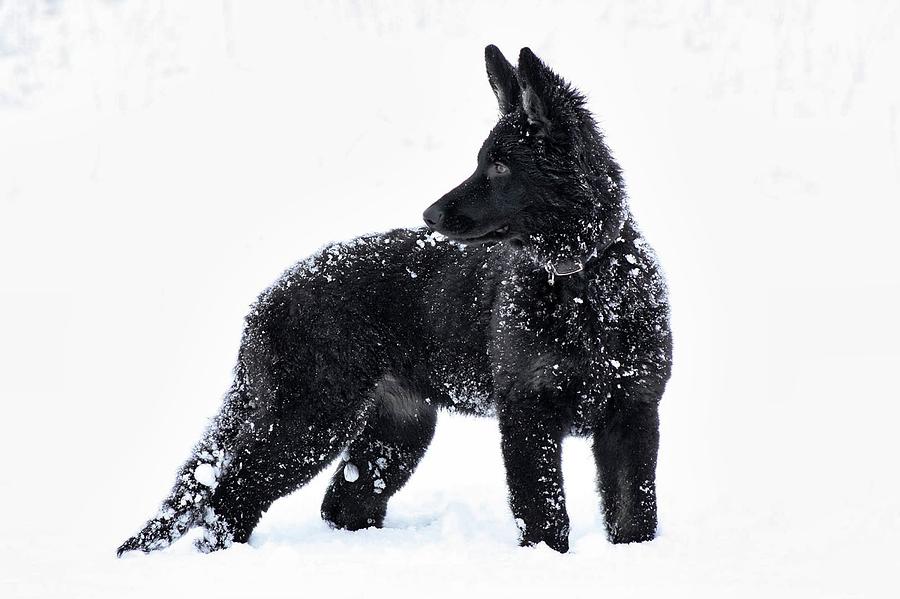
[497,397,569,553]
[593,396,660,544]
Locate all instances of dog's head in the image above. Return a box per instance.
[423,46,626,264]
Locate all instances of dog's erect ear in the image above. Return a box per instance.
[517,47,561,138]
[485,45,521,114]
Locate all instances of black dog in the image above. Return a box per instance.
[118,46,672,556]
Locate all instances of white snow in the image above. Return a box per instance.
[343,462,360,483]
[193,463,217,488]
[1,2,899,598]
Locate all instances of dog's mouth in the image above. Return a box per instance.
[446,225,510,245]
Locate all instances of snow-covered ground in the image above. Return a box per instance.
[2,1,899,597]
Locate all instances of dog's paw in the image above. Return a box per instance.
[606,514,657,545]
[321,507,385,532]
[193,532,233,554]
[516,517,570,554]
[320,487,387,532]
[193,507,236,554]
[520,532,570,554]
[607,526,656,545]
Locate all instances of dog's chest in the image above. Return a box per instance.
[490,270,617,392]
[494,272,596,344]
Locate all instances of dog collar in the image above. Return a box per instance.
[543,235,618,284]
[545,260,584,277]
[544,250,594,285]
[541,209,627,284]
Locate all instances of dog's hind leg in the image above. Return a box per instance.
[321,377,437,531]
[194,346,379,550]
[196,403,369,552]
[118,291,380,555]
[593,396,660,544]
[115,384,266,557]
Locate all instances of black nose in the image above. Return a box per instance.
[423,204,444,228]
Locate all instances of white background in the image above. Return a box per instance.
[1,1,898,597]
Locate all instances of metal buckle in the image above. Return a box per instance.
[545,260,583,285]
[547,261,584,277]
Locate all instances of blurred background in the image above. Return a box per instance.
[1,1,898,597]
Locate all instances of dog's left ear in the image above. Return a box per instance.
[485,45,521,114]
[517,47,567,138]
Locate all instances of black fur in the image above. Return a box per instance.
[117,46,672,556]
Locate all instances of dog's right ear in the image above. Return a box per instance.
[516,47,558,138]
[485,45,521,115]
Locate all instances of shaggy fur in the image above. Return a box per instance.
[117,46,672,556]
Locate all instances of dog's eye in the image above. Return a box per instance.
[488,162,510,178]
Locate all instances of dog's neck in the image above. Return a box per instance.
[520,203,628,283]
